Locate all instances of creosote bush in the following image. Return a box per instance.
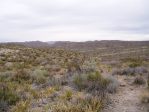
[73,71,110,96]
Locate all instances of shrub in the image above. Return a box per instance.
[62,90,73,100]
[49,96,102,112]
[82,96,103,111]
[0,101,8,112]
[0,83,20,106]
[129,62,142,68]
[86,71,110,95]
[135,67,148,74]
[0,71,15,82]
[11,100,30,112]
[107,76,119,93]
[86,79,109,95]
[40,87,55,99]
[121,58,143,68]
[122,68,136,76]
[30,89,40,99]
[73,71,110,96]
[133,76,145,85]
[87,71,102,81]
[12,69,31,82]
[112,67,148,76]
[31,69,48,84]
[48,76,68,87]
[73,74,86,91]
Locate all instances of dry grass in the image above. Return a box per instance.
[0,43,148,111]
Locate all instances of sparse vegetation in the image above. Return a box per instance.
[0,83,20,111]
[0,41,149,111]
[11,100,30,112]
[112,67,148,76]
[49,95,103,112]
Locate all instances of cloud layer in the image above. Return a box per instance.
[0,0,149,42]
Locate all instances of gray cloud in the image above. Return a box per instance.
[0,0,149,42]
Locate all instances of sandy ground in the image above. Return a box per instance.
[102,75,148,112]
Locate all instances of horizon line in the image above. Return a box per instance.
[1,39,149,43]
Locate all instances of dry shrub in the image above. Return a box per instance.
[133,76,146,85]
[73,71,110,96]
[106,76,119,93]
[50,96,102,112]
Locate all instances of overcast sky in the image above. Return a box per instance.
[0,0,149,42]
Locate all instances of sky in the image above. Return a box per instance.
[0,0,149,42]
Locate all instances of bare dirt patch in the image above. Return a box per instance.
[103,75,148,112]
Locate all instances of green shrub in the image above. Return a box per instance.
[121,58,143,68]
[31,69,48,84]
[62,90,73,100]
[112,67,148,76]
[0,71,15,82]
[107,76,119,93]
[86,71,110,95]
[129,62,142,68]
[73,74,86,91]
[0,83,20,106]
[73,71,110,96]
[11,100,30,112]
[87,71,102,81]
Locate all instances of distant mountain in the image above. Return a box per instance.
[49,40,149,50]
[0,41,50,48]
[14,41,50,48]
[1,40,149,49]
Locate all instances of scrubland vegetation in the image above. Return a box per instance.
[0,41,149,112]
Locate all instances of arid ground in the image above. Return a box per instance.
[0,41,149,112]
